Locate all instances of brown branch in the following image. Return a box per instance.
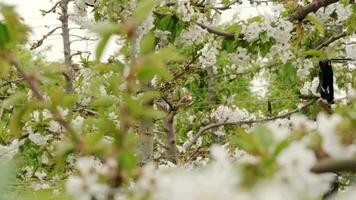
[292,0,339,21]
[318,98,334,114]
[195,22,235,39]
[161,96,175,111]
[315,31,347,50]
[69,37,98,44]
[30,26,61,50]
[73,106,98,116]
[311,159,356,173]
[155,0,340,39]
[184,98,318,153]
[70,50,91,59]
[40,1,61,16]
[164,111,177,163]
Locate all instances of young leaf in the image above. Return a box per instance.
[306,15,325,36]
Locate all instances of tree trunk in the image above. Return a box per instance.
[60,0,73,93]
[137,119,154,165]
[164,111,177,163]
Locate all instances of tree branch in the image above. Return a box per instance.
[195,22,235,39]
[155,0,340,39]
[315,31,347,50]
[311,159,356,173]
[183,98,318,152]
[292,0,339,21]
[40,1,61,16]
[30,26,61,50]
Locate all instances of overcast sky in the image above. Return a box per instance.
[2,0,272,62]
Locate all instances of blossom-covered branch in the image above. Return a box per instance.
[184,98,318,152]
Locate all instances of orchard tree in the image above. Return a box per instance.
[0,0,356,200]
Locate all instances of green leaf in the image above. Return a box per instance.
[140,31,156,55]
[96,34,111,61]
[306,15,325,36]
[137,61,171,81]
[302,49,327,58]
[0,22,10,48]
[91,23,121,36]
[2,92,27,109]
[152,44,184,62]
[90,96,118,107]
[253,125,274,152]
[134,0,158,23]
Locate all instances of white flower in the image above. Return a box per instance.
[31,182,50,191]
[266,121,290,142]
[66,176,91,200]
[176,25,207,45]
[99,85,107,96]
[34,170,47,180]
[346,43,356,60]
[275,141,334,200]
[317,113,356,159]
[49,121,61,133]
[210,105,251,123]
[66,156,111,200]
[72,115,84,131]
[331,186,356,200]
[198,39,220,68]
[242,22,260,42]
[177,0,195,22]
[297,68,309,80]
[300,81,311,96]
[210,145,229,163]
[233,148,258,164]
[290,114,315,130]
[154,30,171,48]
[42,153,49,165]
[29,133,51,146]
[0,139,21,161]
[300,77,320,96]
[32,110,40,122]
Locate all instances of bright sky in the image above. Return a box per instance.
[2,0,101,61]
[2,0,273,62]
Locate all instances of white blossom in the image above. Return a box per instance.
[317,113,356,159]
[0,139,21,161]
[29,133,51,146]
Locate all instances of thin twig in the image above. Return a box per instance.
[40,1,61,16]
[316,31,347,50]
[183,98,318,153]
[30,26,61,50]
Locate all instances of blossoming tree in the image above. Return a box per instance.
[1,0,356,199]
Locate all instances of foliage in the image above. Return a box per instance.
[0,0,356,200]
